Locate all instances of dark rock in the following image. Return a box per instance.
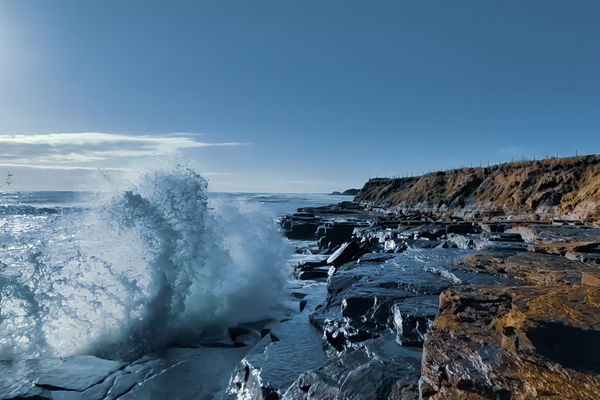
[326,241,365,267]
[391,296,439,346]
[282,347,420,400]
[299,300,307,312]
[294,259,328,272]
[458,250,600,285]
[403,239,441,249]
[317,222,357,249]
[35,356,125,392]
[341,297,376,319]
[298,269,329,281]
[446,222,483,235]
[282,220,320,240]
[312,250,517,352]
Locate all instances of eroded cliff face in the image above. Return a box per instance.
[355,155,600,222]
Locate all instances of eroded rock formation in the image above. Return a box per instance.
[355,155,600,224]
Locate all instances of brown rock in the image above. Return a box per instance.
[355,155,600,224]
[508,224,600,255]
[582,271,600,287]
[458,250,600,286]
[421,285,600,400]
[388,380,419,400]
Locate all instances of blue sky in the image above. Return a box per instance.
[0,0,599,192]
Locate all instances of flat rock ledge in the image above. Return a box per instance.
[421,285,600,400]
[458,250,600,286]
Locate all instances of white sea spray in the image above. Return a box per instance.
[0,166,289,360]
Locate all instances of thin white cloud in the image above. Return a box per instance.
[0,163,127,171]
[0,132,247,169]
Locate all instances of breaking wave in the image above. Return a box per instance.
[0,166,289,360]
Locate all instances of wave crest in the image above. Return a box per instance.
[0,166,289,360]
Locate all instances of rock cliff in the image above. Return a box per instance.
[355,155,600,223]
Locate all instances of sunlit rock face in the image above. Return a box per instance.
[355,155,600,225]
[457,250,600,286]
[420,285,600,400]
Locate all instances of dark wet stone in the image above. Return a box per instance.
[280,214,322,240]
[403,239,442,249]
[283,346,420,400]
[326,241,365,267]
[299,300,307,312]
[312,250,517,352]
[527,322,600,374]
[316,222,357,249]
[446,223,483,235]
[35,356,124,392]
[298,269,329,280]
[341,297,376,319]
[391,296,439,346]
[294,259,328,272]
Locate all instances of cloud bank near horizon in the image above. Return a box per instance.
[0,132,246,169]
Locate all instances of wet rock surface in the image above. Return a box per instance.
[36,356,125,391]
[458,250,600,285]
[283,346,421,400]
[310,250,515,351]
[277,200,600,400]
[509,224,600,255]
[5,194,600,400]
[1,347,251,400]
[421,285,600,399]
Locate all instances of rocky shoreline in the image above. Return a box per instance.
[2,159,600,399]
[266,198,600,399]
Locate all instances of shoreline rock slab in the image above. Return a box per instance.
[508,224,600,255]
[36,356,125,392]
[420,285,600,400]
[458,250,600,286]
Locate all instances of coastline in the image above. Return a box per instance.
[265,156,600,399]
[1,157,599,399]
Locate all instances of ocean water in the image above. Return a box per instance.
[0,166,350,362]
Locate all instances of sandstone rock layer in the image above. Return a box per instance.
[421,285,600,400]
[356,155,600,223]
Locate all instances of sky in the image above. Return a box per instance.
[0,0,599,192]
